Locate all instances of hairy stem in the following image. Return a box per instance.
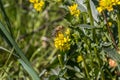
[102,12,119,51]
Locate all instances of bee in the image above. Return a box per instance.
[52,26,64,36]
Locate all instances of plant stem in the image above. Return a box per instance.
[86,0,105,79]
[58,54,64,68]
[102,12,119,51]
[117,12,120,49]
[86,0,94,26]
[81,54,90,79]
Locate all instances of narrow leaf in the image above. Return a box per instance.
[0,21,40,80]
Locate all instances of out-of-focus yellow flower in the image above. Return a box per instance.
[112,0,120,5]
[54,29,71,51]
[97,7,104,13]
[77,55,83,63]
[65,28,70,36]
[68,4,80,17]
[33,0,44,11]
[108,22,112,27]
[97,0,113,13]
[97,0,120,13]
[29,0,38,3]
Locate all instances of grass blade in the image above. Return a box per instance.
[0,21,40,80]
[0,0,13,37]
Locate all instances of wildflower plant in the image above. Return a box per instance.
[1,0,120,80]
[54,28,71,51]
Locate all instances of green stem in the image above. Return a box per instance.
[86,0,102,66]
[81,54,90,79]
[58,54,68,78]
[117,12,120,49]
[58,54,64,68]
[93,46,105,80]
[86,0,94,26]
[86,0,105,79]
[102,12,118,50]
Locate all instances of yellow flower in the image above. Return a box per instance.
[54,29,71,51]
[68,4,80,17]
[77,55,83,63]
[33,0,44,11]
[29,0,38,3]
[97,0,120,13]
[108,22,112,26]
[65,28,70,36]
[112,0,120,5]
[97,0,113,13]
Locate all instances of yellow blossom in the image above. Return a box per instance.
[108,22,112,27]
[77,55,83,63]
[112,0,120,5]
[97,0,120,13]
[54,29,71,51]
[68,4,80,17]
[65,28,70,36]
[29,0,38,3]
[33,0,44,11]
[97,0,113,13]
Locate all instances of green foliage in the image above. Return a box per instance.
[0,0,120,80]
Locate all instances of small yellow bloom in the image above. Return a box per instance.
[108,22,112,27]
[77,55,83,63]
[97,7,103,13]
[112,0,120,5]
[33,0,44,11]
[29,0,38,3]
[68,4,80,17]
[97,0,120,13]
[65,28,70,36]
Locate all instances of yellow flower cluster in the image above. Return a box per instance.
[97,0,120,13]
[29,0,44,12]
[68,4,80,17]
[54,29,71,51]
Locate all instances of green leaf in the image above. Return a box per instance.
[75,0,87,12]
[0,46,10,53]
[89,0,98,22]
[0,29,12,47]
[0,21,40,80]
[104,48,120,62]
[18,59,40,80]
[76,24,96,29]
[59,68,67,77]
[0,0,13,37]
[49,75,58,80]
